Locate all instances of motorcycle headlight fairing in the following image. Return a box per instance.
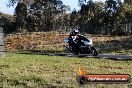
[81,39,93,46]
[64,38,69,43]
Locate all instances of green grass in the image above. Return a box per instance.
[0,53,132,88]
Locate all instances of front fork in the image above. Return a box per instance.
[89,46,96,53]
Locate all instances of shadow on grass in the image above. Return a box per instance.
[94,36,132,54]
[16,48,70,55]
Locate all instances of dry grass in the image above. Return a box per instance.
[5,32,67,52]
[5,32,132,55]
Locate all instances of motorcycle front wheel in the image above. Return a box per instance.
[72,49,79,55]
[69,45,79,55]
[90,46,98,56]
[92,49,98,56]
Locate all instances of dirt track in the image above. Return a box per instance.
[26,51,132,60]
[48,53,132,60]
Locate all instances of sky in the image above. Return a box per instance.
[0,0,16,15]
[0,0,104,15]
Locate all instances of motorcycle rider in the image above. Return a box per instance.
[65,29,98,56]
[69,29,79,41]
[68,29,81,50]
[69,29,90,48]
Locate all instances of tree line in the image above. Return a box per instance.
[0,0,132,35]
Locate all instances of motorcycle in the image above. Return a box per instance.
[64,34,98,56]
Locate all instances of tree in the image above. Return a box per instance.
[27,0,68,31]
[15,2,27,32]
[70,9,78,28]
[78,0,87,6]
[124,0,132,5]
[7,0,132,35]
[79,0,104,33]
[8,0,32,33]
[0,12,15,34]
[8,0,70,32]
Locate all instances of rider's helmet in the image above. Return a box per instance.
[70,29,79,36]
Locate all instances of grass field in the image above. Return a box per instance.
[0,53,132,88]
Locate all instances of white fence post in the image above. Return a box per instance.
[0,19,5,57]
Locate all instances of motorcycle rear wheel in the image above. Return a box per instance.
[92,49,98,56]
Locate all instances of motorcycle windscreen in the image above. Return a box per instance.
[82,39,92,46]
[64,38,69,43]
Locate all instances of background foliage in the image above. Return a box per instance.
[0,0,132,35]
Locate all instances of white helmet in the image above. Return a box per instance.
[72,29,79,35]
